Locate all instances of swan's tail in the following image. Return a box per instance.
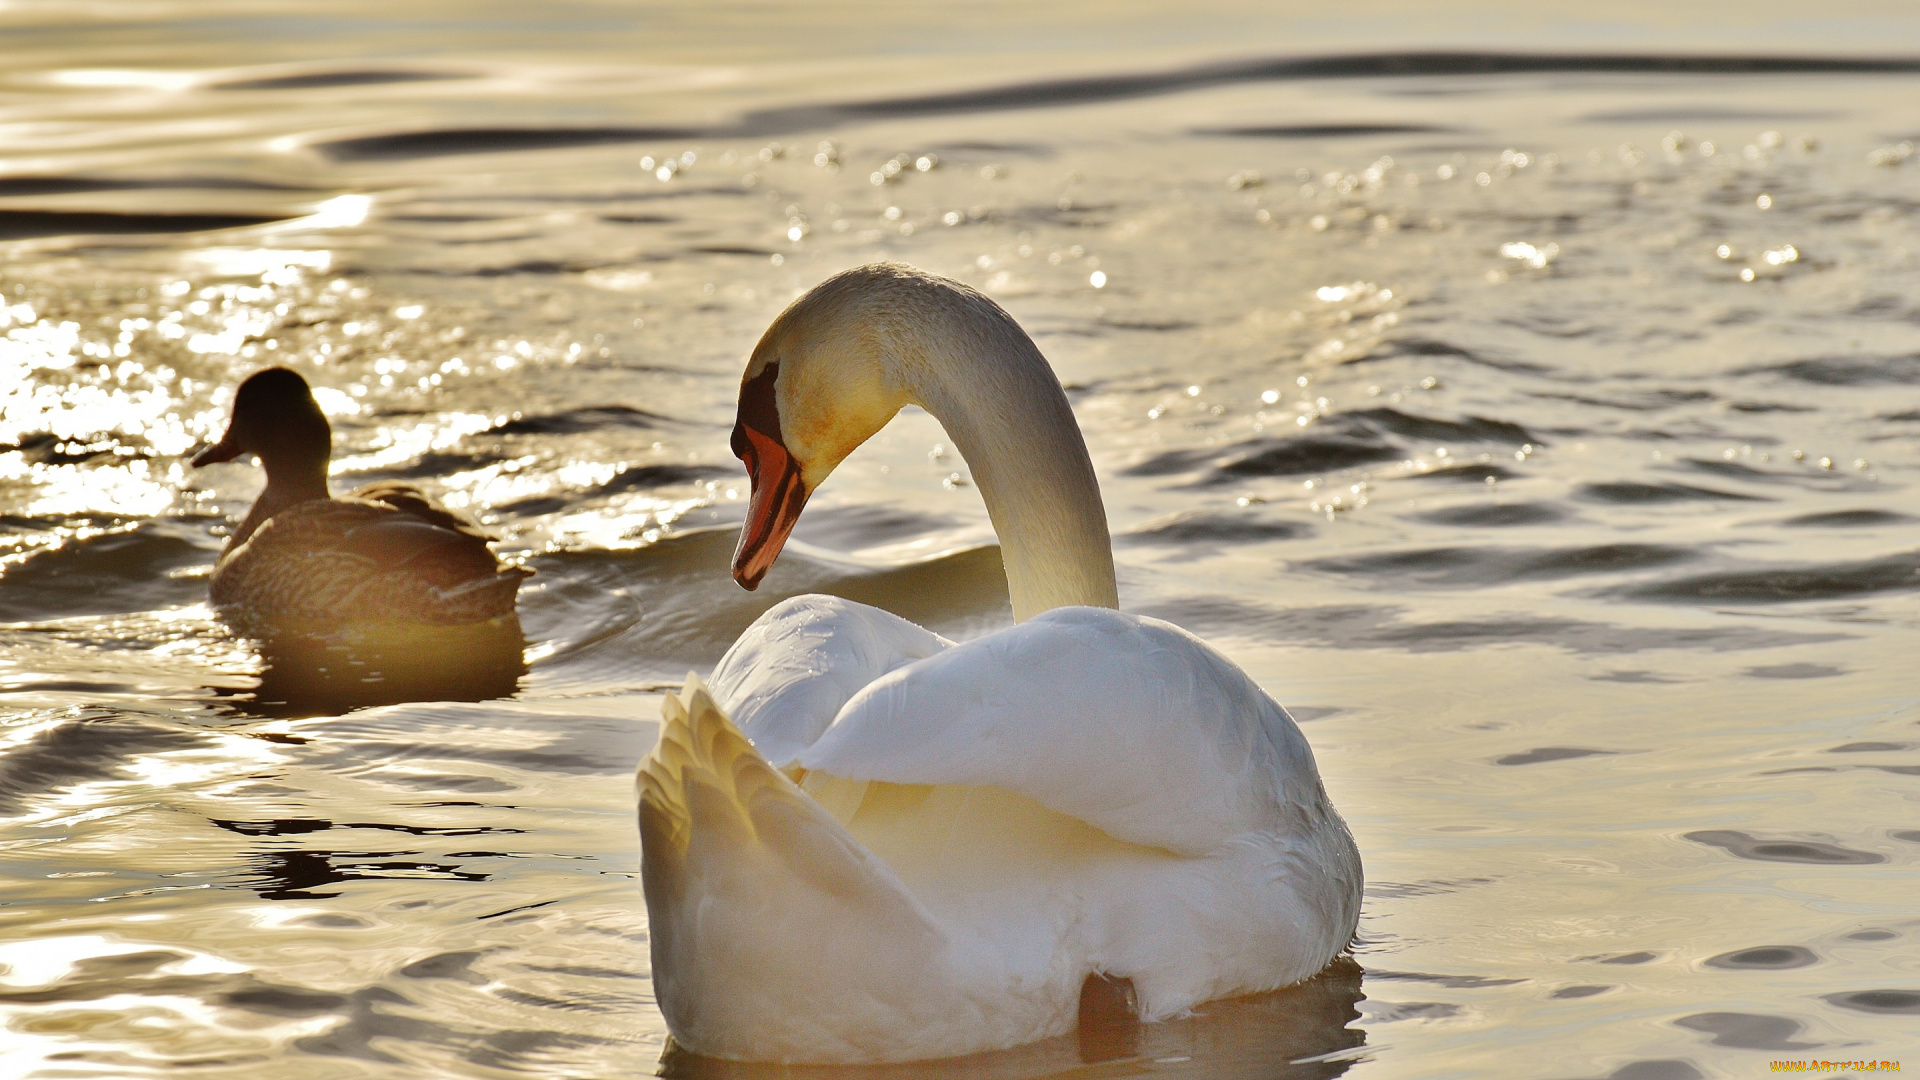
[637,676,952,1062]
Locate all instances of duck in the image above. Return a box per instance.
[191,366,529,635]
[638,264,1362,1064]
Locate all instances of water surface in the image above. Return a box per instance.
[3,3,1919,1078]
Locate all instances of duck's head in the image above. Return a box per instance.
[730,266,918,589]
[192,367,332,480]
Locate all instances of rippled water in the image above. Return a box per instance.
[4,3,1920,1077]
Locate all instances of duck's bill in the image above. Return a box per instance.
[731,424,809,590]
[190,436,242,467]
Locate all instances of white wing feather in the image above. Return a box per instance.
[709,594,950,766]
[798,606,1335,856]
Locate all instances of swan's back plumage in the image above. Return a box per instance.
[643,604,1362,1063]
[801,606,1336,857]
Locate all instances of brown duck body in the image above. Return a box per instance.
[210,482,530,635]
[196,368,530,636]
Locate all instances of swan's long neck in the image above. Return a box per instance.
[892,309,1118,621]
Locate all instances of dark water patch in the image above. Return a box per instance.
[600,213,679,225]
[1823,989,1920,1015]
[1867,764,1920,776]
[1705,946,1818,970]
[690,244,779,257]
[1495,747,1618,766]
[1405,461,1516,483]
[212,68,468,91]
[1746,663,1846,679]
[0,209,289,239]
[1846,929,1898,940]
[1530,388,1714,411]
[518,962,644,980]
[488,404,684,435]
[1683,459,1877,494]
[1781,509,1911,527]
[0,175,318,197]
[2,431,152,466]
[1124,433,1398,481]
[1885,409,1920,422]
[1134,595,1840,655]
[1674,1012,1819,1051]
[1577,481,1765,503]
[1745,354,1920,386]
[791,504,963,551]
[0,712,207,815]
[1372,336,1555,374]
[1896,831,1920,843]
[1118,510,1311,550]
[598,464,734,495]
[1418,502,1567,526]
[1305,543,1694,589]
[1368,969,1525,988]
[0,678,141,695]
[1006,200,1117,229]
[1550,985,1612,999]
[1614,550,1920,604]
[1125,406,1535,484]
[1680,459,1782,482]
[1365,1001,1460,1022]
[769,52,1920,127]
[236,619,528,718]
[478,900,559,922]
[471,464,718,516]
[1196,123,1455,138]
[1350,407,1537,446]
[1685,830,1884,865]
[211,817,519,838]
[1726,400,1815,413]
[315,126,701,161]
[0,520,215,622]
[338,450,509,481]
[1590,670,1688,683]
[232,849,490,901]
[1096,315,1199,332]
[1596,952,1659,966]
[1826,742,1907,753]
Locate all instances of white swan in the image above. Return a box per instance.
[638,263,1362,1064]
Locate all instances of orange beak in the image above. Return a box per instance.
[731,421,808,590]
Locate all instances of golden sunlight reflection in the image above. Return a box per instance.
[279,194,372,232]
[183,248,332,283]
[327,413,502,474]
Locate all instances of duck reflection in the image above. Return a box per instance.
[660,956,1366,1080]
[217,614,528,717]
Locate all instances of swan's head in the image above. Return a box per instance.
[730,266,924,589]
[192,366,331,474]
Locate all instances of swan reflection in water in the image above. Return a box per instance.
[215,615,528,718]
[661,956,1367,1080]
